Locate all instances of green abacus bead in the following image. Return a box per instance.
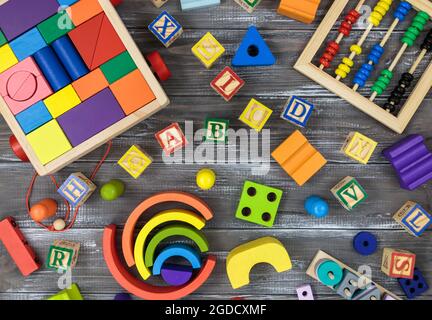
[378,76,390,86]
[100,179,125,201]
[414,11,430,25]
[371,84,384,95]
[381,69,393,79]
[402,36,414,46]
[412,21,425,32]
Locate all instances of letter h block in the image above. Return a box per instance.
[57,172,97,206]
[341,132,378,164]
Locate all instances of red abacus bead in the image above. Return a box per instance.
[326,46,338,56]
[319,58,330,68]
[145,51,172,82]
[9,135,29,162]
[322,53,334,62]
[327,41,340,53]
[110,0,123,6]
[346,9,360,23]
[339,21,353,36]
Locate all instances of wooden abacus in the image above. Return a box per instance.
[295,0,432,134]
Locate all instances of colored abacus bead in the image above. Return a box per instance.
[339,10,360,36]
[393,1,412,21]
[368,44,385,64]
[353,64,373,87]
[371,69,393,95]
[402,11,430,46]
[384,72,414,114]
[420,29,432,51]
[319,41,340,68]
[368,0,392,27]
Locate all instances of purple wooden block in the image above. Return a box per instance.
[0,0,59,41]
[57,88,125,147]
[161,264,193,286]
[382,134,432,191]
[114,293,132,300]
[296,284,314,300]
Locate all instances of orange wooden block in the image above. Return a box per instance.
[68,0,103,26]
[110,69,156,115]
[72,69,109,101]
[272,130,327,186]
[277,0,321,24]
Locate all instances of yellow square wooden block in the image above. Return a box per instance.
[44,85,81,118]
[239,98,272,132]
[118,145,153,179]
[341,132,378,164]
[0,44,18,73]
[27,120,72,165]
[191,32,225,69]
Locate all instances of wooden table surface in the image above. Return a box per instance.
[0,0,431,300]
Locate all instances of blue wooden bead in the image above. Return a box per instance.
[353,231,377,256]
[304,196,329,218]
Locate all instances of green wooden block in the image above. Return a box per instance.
[46,240,80,270]
[331,176,368,211]
[100,51,137,83]
[235,180,283,227]
[47,283,84,300]
[0,30,6,47]
[204,118,229,143]
[37,11,75,44]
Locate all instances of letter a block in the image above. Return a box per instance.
[118,145,153,179]
[204,118,229,143]
[210,66,244,101]
[155,122,188,155]
[393,201,432,237]
[148,11,183,48]
[57,172,97,206]
[331,176,368,211]
[47,240,80,270]
[239,98,272,132]
[192,32,225,69]
[281,96,314,127]
[381,248,416,279]
[341,132,378,164]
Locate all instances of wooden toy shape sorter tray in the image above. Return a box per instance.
[294,0,432,134]
[0,0,169,175]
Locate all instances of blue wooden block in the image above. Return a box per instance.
[148,11,183,47]
[16,101,52,134]
[33,46,71,91]
[398,268,429,299]
[180,0,220,11]
[281,96,314,127]
[9,28,47,61]
[152,244,201,276]
[57,0,79,7]
[52,36,89,80]
[57,172,96,206]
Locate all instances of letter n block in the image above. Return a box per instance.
[192,32,225,69]
[381,248,416,279]
[341,132,378,164]
[46,240,80,270]
[280,96,314,127]
[57,172,97,206]
[393,201,432,237]
[331,176,368,211]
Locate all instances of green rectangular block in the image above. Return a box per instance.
[47,283,84,300]
[37,11,75,44]
[0,30,6,47]
[235,180,283,227]
[100,51,137,84]
[204,118,229,143]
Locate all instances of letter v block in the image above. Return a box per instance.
[226,237,292,289]
[331,176,368,211]
[0,217,41,276]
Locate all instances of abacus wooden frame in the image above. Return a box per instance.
[294,0,432,134]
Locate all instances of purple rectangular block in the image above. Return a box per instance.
[57,88,125,147]
[0,0,59,40]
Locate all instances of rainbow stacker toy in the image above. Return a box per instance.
[295,0,432,133]
[0,0,169,175]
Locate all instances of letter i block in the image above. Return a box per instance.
[211,66,244,101]
[118,145,153,179]
[192,32,225,69]
[331,176,368,211]
[381,248,416,279]
[46,240,80,270]
[57,172,97,206]
[234,0,262,13]
[148,11,183,48]
[204,118,229,143]
[393,201,432,237]
[280,96,314,128]
[235,181,283,227]
[155,122,188,155]
[239,98,273,132]
[341,132,378,164]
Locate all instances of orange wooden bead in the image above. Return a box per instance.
[30,198,57,222]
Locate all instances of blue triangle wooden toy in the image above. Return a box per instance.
[232,26,276,67]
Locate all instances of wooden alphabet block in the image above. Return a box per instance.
[239,98,272,132]
[155,122,188,155]
[393,201,432,237]
[148,11,183,48]
[341,132,378,165]
[277,0,321,24]
[331,176,368,211]
[210,66,244,101]
[272,130,327,186]
[57,172,97,206]
[118,145,153,179]
[46,240,80,270]
[204,118,229,143]
[191,32,225,69]
[381,248,416,279]
[0,216,41,276]
[280,96,314,128]
[44,85,81,118]
[151,0,169,8]
[234,0,262,13]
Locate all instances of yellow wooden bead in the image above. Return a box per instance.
[335,68,347,79]
[342,57,354,67]
[196,168,216,190]
[350,45,362,55]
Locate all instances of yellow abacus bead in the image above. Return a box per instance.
[336,64,350,78]
[350,45,362,55]
[369,0,392,26]
[335,68,347,79]
[342,57,354,67]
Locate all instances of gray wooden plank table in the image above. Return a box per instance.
[0,0,431,300]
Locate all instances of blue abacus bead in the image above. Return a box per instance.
[353,232,378,256]
[304,196,329,218]
[394,1,412,21]
[353,64,373,87]
[368,44,384,64]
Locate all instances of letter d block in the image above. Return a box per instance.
[57,172,97,206]
[281,96,314,128]
[331,176,368,211]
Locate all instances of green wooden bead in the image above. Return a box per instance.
[381,69,393,79]
[371,84,384,95]
[100,179,125,201]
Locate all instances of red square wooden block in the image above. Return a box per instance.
[155,122,187,155]
[210,66,244,101]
